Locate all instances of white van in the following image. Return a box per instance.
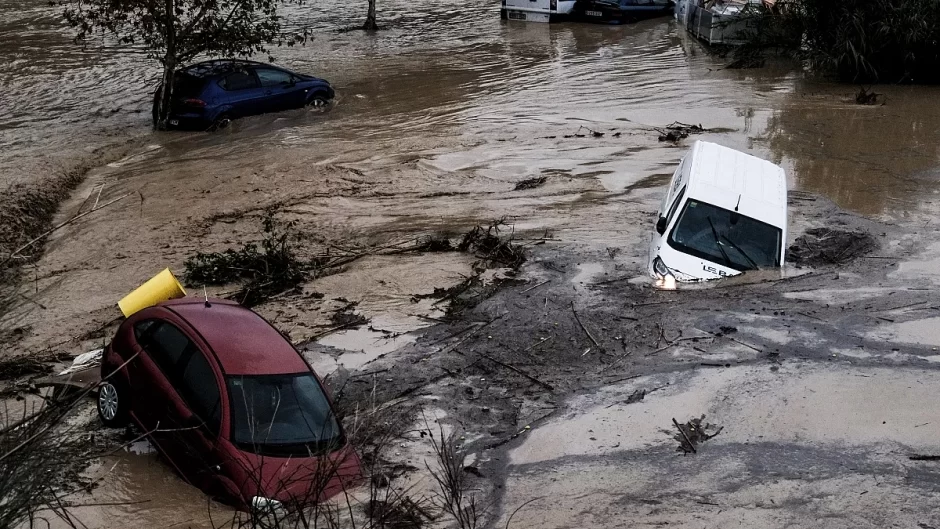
[501,0,577,22]
[648,141,787,287]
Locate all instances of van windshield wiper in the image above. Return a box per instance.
[706,216,733,268]
[719,234,759,270]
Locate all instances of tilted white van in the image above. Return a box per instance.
[501,0,577,22]
[648,141,787,287]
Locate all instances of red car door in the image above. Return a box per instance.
[131,317,221,488]
[127,318,190,434]
[156,332,226,492]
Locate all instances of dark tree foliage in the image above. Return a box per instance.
[737,0,940,83]
[63,0,303,128]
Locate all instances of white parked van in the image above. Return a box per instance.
[648,141,787,287]
[501,0,577,22]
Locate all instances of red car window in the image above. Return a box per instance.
[177,349,222,436]
[140,321,190,378]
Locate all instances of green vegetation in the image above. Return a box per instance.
[739,0,940,83]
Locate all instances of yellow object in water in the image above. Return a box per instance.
[118,268,187,317]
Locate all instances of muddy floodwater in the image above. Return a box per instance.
[3,0,940,527]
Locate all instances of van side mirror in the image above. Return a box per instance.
[656,217,668,235]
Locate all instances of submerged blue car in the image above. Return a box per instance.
[154,60,335,130]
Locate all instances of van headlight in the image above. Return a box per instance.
[251,496,286,516]
[653,257,671,278]
[652,257,677,290]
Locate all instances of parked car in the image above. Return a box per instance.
[153,60,335,130]
[648,140,788,287]
[96,298,360,511]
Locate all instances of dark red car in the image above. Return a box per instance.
[97,298,360,511]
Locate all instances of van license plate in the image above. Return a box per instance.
[586,10,603,16]
[508,11,526,20]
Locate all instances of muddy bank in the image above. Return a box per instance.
[315,194,940,528]
[0,141,141,282]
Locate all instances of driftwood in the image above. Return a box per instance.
[571,301,600,348]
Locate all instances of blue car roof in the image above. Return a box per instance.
[181,60,274,78]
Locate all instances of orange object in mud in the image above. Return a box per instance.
[117,268,186,317]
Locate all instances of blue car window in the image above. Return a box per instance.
[220,70,258,91]
[255,68,294,88]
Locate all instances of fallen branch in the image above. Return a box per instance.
[521,280,550,293]
[478,353,554,392]
[673,417,696,454]
[571,301,600,348]
[909,455,940,461]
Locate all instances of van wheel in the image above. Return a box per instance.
[306,93,330,110]
[209,114,232,132]
[97,379,129,427]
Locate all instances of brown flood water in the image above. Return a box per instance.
[2,0,940,526]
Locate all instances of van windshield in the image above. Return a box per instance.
[668,199,781,271]
[227,373,343,456]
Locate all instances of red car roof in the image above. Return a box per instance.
[160,299,309,376]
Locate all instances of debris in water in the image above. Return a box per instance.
[563,125,605,139]
[457,219,526,269]
[331,301,368,328]
[58,348,102,376]
[184,211,307,306]
[909,454,940,461]
[0,351,72,381]
[463,465,484,477]
[856,86,882,105]
[656,122,708,143]
[787,228,878,266]
[417,233,454,252]
[625,389,646,404]
[672,415,723,455]
[514,176,547,191]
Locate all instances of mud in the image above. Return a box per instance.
[2,0,940,526]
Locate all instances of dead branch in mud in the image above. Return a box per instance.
[787,227,877,267]
[0,350,73,381]
[476,352,554,392]
[672,418,697,454]
[186,215,525,308]
[457,219,526,270]
[426,425,482,529]
[571,301,600,348]
[672,415,723,455]
[0,389,101,529]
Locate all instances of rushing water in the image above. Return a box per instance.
[3,0,940,526]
